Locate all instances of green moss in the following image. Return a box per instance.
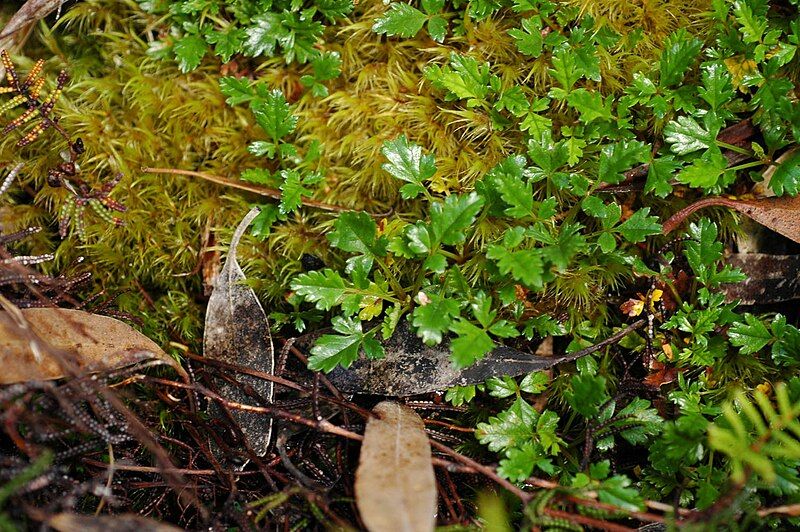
[0,0,732,346]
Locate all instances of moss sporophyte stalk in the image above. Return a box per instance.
[1,0,800,528]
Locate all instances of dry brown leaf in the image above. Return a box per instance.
[663,195,800,244]
[721,253,800,304]
[47,513,183,532]
[0,307,183,384]
[355,401,436,532]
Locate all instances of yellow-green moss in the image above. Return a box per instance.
[0,0,716,345]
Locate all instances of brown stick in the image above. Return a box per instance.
[557,319,647,363]
[142,167,350,213]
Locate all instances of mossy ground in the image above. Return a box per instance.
[1,0,712,349]
[3,0,797,528]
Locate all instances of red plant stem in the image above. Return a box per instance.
[429,440,532,502]
[544,508,637,532]
[662,197,739,235]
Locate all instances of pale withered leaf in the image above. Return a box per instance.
[355,401,436,532]
[204,207,274,455]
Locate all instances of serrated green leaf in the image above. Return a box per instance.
[427,16,447,42]
[598,140,649,184]
[664,115,714,155]
[494,86,528,117]
[541,222,586,270]
[243,13,286,57]
[308,317,384,371]
[487,375,519,398]
[476,397,538,452]
[372,3,427,38]
[309,51,342,81]
[430,192,485,246]
[492,169,533,218]
[772,318,800,366]
[685,217,722,272]
[449,318,494,368]
[549,48,580,93]
[770,149,800,196]
[426,53,492,103]
[676,156,727,189]
[219,76,254,106]
[536,410,562,454]
[487,246,546,289]
[616,208,662,243]
[645,156,680,197]
[520,371,548,394]
[733,0,767,44]
[328,211,388,273]
[699,62,734,112]
[498,442,554,481]
[581,197,621,228]
[421,0,445,13]
[598,475,644,512]
[316,0,354,20]
[251,204,283,239]
[173,34,208,72]
[380,135,436,199]
[565,373,608,418]
[206,27,245,63]
[729,313,772,354]
[659,28,702,87]
[508,17,543,57]
[567,88,614,124]
[251,89,297,143]
[412,294,460,345]
[597,232,616,253]
[279,170,312,214]
[291,269,348,310]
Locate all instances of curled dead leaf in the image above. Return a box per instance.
[0,307,184,384]
[203,207,275,455]
[355,401,436,532]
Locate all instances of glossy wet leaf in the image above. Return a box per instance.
[372,3,427,38]
[204,208,275,456]
[0,308,183,384]
[355,401,436,532]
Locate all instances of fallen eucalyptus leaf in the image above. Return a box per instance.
[203,207,274,455]
[47,513,183,532]
[318,320,567,396]
[355,401,436,532]
[0,307,183,384]
[721,253,800,305]
[663,195,800,244]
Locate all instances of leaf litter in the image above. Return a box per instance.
[0,306,183,384]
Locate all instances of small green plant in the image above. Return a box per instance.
[138,0,354,71]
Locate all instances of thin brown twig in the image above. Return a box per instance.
[142,167,349,213]
[557,319,647,363]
